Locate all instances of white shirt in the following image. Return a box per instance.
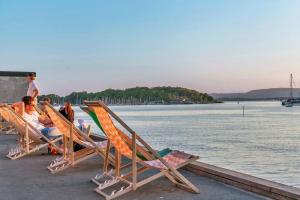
[27,81,39,97]
[23,111,45,131]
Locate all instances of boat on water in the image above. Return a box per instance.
[282,98,300,107]
[281,73,299,107]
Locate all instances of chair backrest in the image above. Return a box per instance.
[83,105,154,158]
[90,106,133,158]
[85,106,152,159]
[44,103,87,144]
[85,102,155,161]
[82,106,128,142]
[80,106,104,133]
[5,105,43,143]
[0,106,10,122]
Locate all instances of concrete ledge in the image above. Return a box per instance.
[0,71,36,77]
[185,161,300,200]
[76,134,300,199]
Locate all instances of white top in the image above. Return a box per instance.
[23,111,45,131]
[27,81,39,97]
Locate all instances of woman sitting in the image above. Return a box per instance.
[59,101,83,151]
[59,101,74,123]
[12,96,61,140]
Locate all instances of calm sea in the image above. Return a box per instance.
[73,101,300,188]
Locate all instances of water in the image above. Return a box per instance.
[74,101,300,188]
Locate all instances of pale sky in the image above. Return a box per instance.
[0,0,300,95]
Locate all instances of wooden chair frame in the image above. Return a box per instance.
[0,106,17,135]
[3,105,63,160]
[44,102,115,174]
[84,101,199,200]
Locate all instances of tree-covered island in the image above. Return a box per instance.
[38,87,220,105]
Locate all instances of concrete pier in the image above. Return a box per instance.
[0,134,273,200]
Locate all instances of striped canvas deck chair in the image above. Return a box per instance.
[0,106,17,135]
[2,105,63,160]
[84,101,199,200]
[43,102,115,174]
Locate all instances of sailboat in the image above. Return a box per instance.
[281,74,300,107]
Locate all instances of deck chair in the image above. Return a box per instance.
[84,101,199,200]
[43,102,115,174]
[0,106,17,135]
[2,105,63,160]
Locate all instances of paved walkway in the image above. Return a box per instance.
[0,134,270,200]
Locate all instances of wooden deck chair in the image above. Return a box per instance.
[2,105,63,160]
[84,101,199,200]
[0,106,17,135]
[43,102,115,174]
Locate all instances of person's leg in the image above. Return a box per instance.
[41,127,51,139]
[41,127,61,155]
[41,127,53,154]
[41,127,59,140]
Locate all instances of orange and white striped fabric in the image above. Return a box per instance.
[91,106,133,158]
[45,105,80,141]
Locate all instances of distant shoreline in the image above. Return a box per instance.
[61,101,223,107]
[214,99,282,102]
[210,88,298,101]
[39,86,220,105]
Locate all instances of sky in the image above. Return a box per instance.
[0,0,300,96]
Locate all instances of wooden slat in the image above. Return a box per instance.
[25,122,29,153]
[63,134,67,158]
[132,133,137,190]
[103,140,110,172]
[115,150,121,177]
[69,123,74,165]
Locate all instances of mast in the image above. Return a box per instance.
[76,93,79,105]
[289,73,295,99]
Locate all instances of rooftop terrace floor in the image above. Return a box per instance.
[0,134,270,200]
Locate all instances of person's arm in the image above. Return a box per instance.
[31,82,39,99]
[38,112,52,123]
[32,89,39,99]
[39,116,53,126]
[11,102,24,116]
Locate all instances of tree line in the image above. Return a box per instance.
[38,86,220,105]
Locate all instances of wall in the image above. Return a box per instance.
[0,71,36,103]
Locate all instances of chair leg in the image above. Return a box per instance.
[103,141,110,173]
[7,143,48,160]
[115,150,121,177]
[165,168,199,193]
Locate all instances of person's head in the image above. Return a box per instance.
[26,73,36,83]
[39,97,51,111]
[43,97,51,104]
[64,100,71,108]
[22,96,35,114]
